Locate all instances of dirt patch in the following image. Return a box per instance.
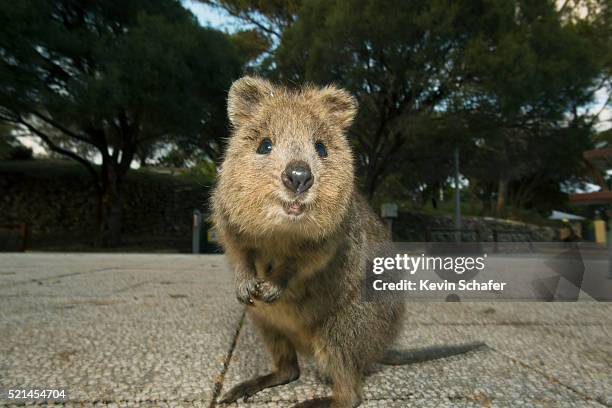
[55,350,77,362]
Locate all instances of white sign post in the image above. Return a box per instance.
[381,203,398,239]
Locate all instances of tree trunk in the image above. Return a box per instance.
[496,179,508,217]
[365,174,377,201]
[97,164,124,247]
[364,164,387,202]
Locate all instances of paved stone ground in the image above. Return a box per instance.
[0,253,610,407]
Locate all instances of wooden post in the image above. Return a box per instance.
[19,223,28,252]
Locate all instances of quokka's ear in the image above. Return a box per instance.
[317,85,358,129]
[227,76,275,127]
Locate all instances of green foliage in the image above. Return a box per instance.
[0,0,242,152]
[230,29,271,64]
[266,0,608,215]
[0,123,33,160]
[158,147,190,168]
[0,123,15,159]
[7,145,34,160]
[180,159,217,187]
[594,128,612,146]
[198,0,299,76]
[201,0,300,39]
[203,0,611,219]
[0,0,244,244]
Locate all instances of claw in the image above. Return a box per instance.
[254,280,283,303]
[219,382,256,405]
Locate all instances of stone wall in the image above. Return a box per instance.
[393,211,559,242]
[0,160,560,251]
[0,161,208,251]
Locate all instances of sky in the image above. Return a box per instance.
[182,0,240,32]
[592,88,612,132]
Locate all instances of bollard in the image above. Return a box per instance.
[192,209,202,254]
[381,203,398,241]
[594,220,607,245]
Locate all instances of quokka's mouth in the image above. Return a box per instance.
[284,201,304,216]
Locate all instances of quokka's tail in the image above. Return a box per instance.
[380,342,487,365]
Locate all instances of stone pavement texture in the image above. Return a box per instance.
[0,253,610,407]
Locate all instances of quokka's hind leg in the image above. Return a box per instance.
[291,348,363,408]
[219,328,300,404]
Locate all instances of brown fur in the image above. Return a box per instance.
[212,77,481,408]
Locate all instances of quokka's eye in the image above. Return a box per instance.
[257,138,273,154]
[315,141,327,158]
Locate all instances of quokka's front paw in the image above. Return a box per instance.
[235,277,259,305]
[235,277,283,305]
[254,280,283,303]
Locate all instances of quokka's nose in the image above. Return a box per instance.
[282,161,314,194]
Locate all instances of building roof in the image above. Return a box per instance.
[549,210,586,221]
[569,191,612,205]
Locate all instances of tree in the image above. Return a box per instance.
[0,122,15,159]
[276,0,608,200]
[459,0,610,215]
[200,0,299,41]
[0,0,243,245]
[207,0,610,210]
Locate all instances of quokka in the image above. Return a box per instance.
[212,76,484,408]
